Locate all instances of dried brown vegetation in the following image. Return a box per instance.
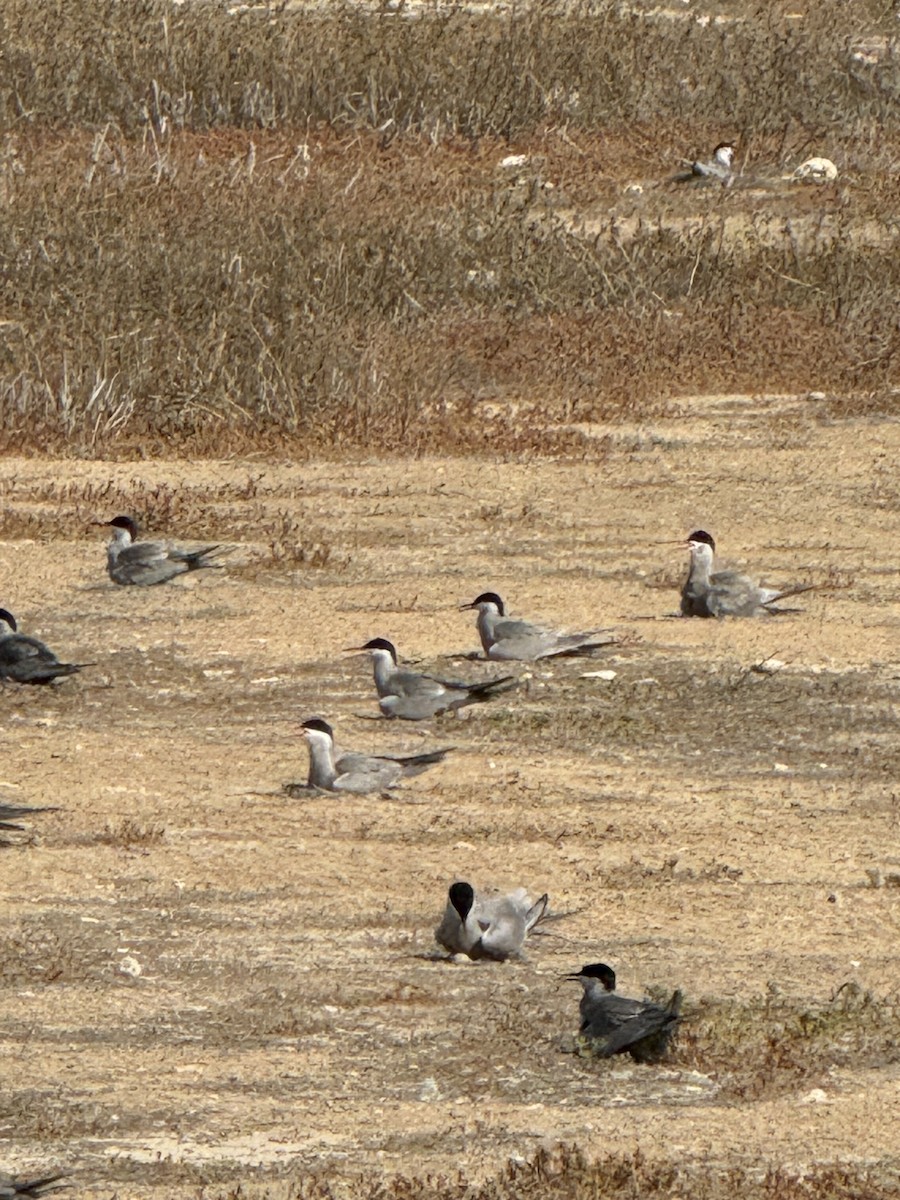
[71,1146,900,1200]
[0,0,897,455]
[676,984,900,1100]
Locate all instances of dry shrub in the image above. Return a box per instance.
[1,0,897,136]
[88,817,167,847]
[0,128,897,457]
[0,2,897,455]
[676,983,900,1100]
[179,1145,900,1200]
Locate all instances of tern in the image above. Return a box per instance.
[681,530,816,617]
[0,610,89,685]
[460,592,616,661]
[97,515,228,586]
[567,962,682,1062]
[0,802,60,832]
[673,142,735,184]
[295,718,453,794]
[435,881,550,961]
[0,1175,68,1199]
[349,638,517,720]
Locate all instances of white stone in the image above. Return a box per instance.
[793,157,838,183]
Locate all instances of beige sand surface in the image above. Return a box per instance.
[1,400,898,1196]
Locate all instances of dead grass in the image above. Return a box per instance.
[676,984,900,1100]
[0,0,897,454]
[0,127,897,456]
[2,0,897,135]
[83,1144,900,1200]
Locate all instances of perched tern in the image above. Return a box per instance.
[0,1175,68,1199]
[673,141,735,184]
[0,610,89,685]
[0,802,60,832]
[567,962,682,1062]
[296,717,452,794]
[435,881,551,961]
[460,592,616,661]
[349,638,517,720]
[97,515,228,586]
[681,530,816,617]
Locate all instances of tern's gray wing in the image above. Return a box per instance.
[706,578,815,618]
[581,990,650,1036]
[377,669,457,719]
[390,669,457,701]
[379,669,515,719]
[472,888,550,960]
[385,747,453,777]
[0,802,59,831]
[330,752,404,793]
[485,617,558,660]
[488,617,615,661]
[109,540,225,586]
[593,991,682,1062]
[0,1175,69,1199]
[0,635,82,684]
[470,892,528,960]
[110,541,188,585]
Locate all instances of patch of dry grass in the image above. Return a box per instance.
[85,1144,900,1200]
[0,0,897,455]
[0,129,897,456]
[676,983,900,1100]
[2,0,896,135]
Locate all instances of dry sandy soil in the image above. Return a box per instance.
[1,397,899,1198]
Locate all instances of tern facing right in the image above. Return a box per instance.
[296,718,452,794]
[460,592,616,661]
[567,962,682,1062]
[435,881,550,961]
[673,141,735,183]
[349,638,517,719]
[681,531,817,618]
[0,610,88,685]
[98,514,228,586]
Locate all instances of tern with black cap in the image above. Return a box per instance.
[567,962,682,1062]
[681,530,817,617]
[461,592,616,661]
[435,881,550,961]
[348,638,517,720]
[295,718,453,794]
[97,514,229,586]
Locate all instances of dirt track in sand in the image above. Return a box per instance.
[1,396,899,1197]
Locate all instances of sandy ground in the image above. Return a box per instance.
[1,396,899,1197]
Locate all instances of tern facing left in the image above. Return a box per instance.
[296,717,452,794]
[0,610,90,685]
[349,638,517,720]
[567,962,682,1062]
[460,592,617,661]
[98,514,229,586]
